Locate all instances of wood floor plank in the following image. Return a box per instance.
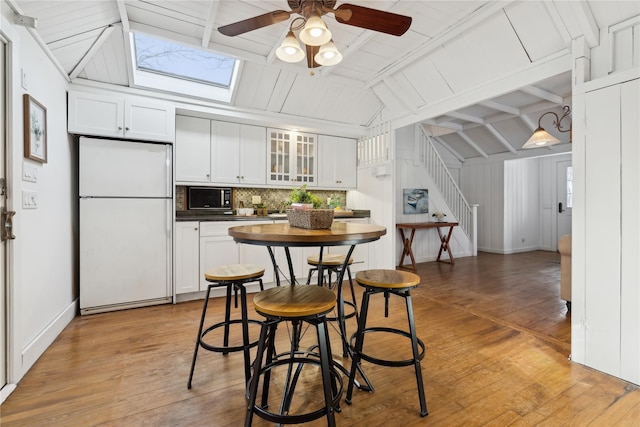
[2,251,638,426]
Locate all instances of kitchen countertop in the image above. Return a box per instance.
[175,209,370,222]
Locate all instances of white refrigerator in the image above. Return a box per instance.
[79,137,173,314]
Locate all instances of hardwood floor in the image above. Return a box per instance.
[2,251,639,426]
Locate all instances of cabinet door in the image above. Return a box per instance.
[294,132,317,186]
[200,237,239,291]
[68,91,124,138]
[318,135,356,189]
[175,116,212,182]
[239,125,266,185]
[267,128,293,185]
[175,222,200,294]
[211,121,241,184]
[124,96,175,143]
[335,137,357,188]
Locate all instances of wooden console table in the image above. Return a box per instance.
[396,222,459,272]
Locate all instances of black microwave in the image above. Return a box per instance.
[188,187,232,210]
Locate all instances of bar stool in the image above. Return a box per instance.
[345,269,428,417]
[187,264,264,389]
[306,254,358,354]
[245,285,343,427]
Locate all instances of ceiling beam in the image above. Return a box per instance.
[202,1,220,48]
[457,131,489,158]
[485,123,517,154]
[426,118,463,132]
[520,114,537,132]
[446,111,485,124]
[69,26,115,80]
[116,0,130,33]
[520,85,564,104]
[542,2,572,46]
[433,136,465,163]
[479,100,520,115]
[568,0,600,48]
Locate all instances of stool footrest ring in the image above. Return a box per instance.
[199,318,262,353]
[349,326,425,367]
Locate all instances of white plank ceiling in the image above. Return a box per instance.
[8,0,640,159]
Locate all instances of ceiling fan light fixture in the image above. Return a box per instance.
[299,15,332,46]
[314,40,342,66]
[522,127,561,149]
[276,30,305,63]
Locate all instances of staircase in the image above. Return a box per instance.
[419,126,473,238]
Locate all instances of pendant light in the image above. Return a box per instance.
[299,14,332,46]
[523,105,572,149]
[276,30,305,63]
[314,40,342,66]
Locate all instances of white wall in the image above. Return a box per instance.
[2,13,76,384]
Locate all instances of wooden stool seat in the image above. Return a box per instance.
[355,269,420,289]
[253,285,336,318]
[204,264,265,282]
[306,254,353,266]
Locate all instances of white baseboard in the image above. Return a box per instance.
[20,299,77,379]
[0,383,17,404]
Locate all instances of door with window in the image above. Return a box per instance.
[556,160,572,242]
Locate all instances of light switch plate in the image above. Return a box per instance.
[22,190,38,209]
[23,163,38,182]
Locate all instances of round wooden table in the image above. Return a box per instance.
[228,221,386,392]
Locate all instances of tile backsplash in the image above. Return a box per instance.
[176,186,346,212]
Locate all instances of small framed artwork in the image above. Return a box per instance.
[23,94,47,163]
[403,188,429,214]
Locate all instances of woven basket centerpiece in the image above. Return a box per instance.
[286,209,334,229]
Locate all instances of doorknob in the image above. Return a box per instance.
[1,208,16,241]
[558,202,563,213]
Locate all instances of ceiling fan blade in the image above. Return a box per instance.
[334,4,412,36]
[218,10,292,37]
[306,44,320,69]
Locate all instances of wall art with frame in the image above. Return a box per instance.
[403,188,428,214]
[24,93,47,163]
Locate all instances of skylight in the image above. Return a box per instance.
[130,32,238,102]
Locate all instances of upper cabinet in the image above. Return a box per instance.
[175,116,266,186]
[68,90,175,143]
[267,128,317,187]
[317,135,357,189]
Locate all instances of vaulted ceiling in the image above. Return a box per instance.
[8,1,640,160]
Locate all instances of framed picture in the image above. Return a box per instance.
[23,94,47,163]
[403,188,429,214]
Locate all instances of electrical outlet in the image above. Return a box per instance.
[22,190,38,209]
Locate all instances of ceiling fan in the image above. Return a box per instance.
[218,0,412,70]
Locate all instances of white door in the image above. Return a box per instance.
[556,160,572,241]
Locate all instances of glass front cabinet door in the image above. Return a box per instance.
[267,128,316,186]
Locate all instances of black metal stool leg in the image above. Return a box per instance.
[239,284,252,384]
[245,319,273,427]
[223,283,233,354]
[188,285,213,389]
[405,290,428,417]
[346,288,371,403]
[316,318,337,427]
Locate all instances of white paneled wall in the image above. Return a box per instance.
[504,158,541,253]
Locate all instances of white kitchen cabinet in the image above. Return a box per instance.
[175,117,266,185]
[68,90,175,143]
[317,135,357,189]
[175,115,211,182]
[199,222,239,291]
[175,221,200,294]
[267,128,317,186]
[211,121,266,186]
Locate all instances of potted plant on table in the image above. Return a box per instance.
[432,211,447,222]
[287,184,334,229]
